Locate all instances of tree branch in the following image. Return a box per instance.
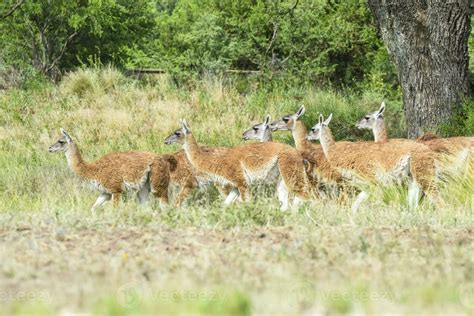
[45,31,78,73]
[0,0,24,19]
[265,21,279,56]
[264,0,299,67]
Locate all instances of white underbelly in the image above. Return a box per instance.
[87,167,150,194]
[124,165,151,192]
[87,180,110,193]
[205,173,235,187]
[242,158,279,184]
[123,180,147,192]
[195,175,214,187]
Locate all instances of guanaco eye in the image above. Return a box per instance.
[253,127,259,131]
[59,140,65,144]
[283,117,289,123]
[365,117,370,120]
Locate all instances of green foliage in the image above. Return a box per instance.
[65,1,155,70]
[0,0,155,80]
[0,0,397,92]
[147,0,394,88]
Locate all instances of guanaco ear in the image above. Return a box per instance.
[263,115,271,126]
[180,118,191,134]
[295,105,305,120]
[60,128,72,143]
[318,114,324,125]
[377,102,386,117]
[324,113,333,126]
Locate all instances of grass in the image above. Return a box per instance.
[0,68,473,315]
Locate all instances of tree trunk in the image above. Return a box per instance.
[367,0,471,138]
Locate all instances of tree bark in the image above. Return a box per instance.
[368,0,471,138]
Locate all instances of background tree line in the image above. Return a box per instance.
[0,0,395,88]
[0,0,472,136]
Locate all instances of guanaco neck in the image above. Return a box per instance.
[373,118,388,142]
[261,127,273,142]
[64,143,95,179]
[319,126,335,159]
[292,121,309,150]
[182,133,201,165]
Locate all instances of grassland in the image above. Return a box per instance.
[0,68,473,315]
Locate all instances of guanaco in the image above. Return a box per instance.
[356,102,473,155]
[308,114,438,208]
[164,119,311,210]
[49,128,176,213]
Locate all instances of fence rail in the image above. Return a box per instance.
[125,68,262,76]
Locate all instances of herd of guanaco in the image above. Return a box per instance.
[48,103,473,213]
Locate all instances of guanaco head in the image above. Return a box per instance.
[164,119,191,145]
[270,105,305,131]
[48,128,73,153]
[242,115,272,141]
[307,113,332,141]
[356,102,385,130]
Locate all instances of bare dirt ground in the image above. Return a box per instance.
[1,208,473,315]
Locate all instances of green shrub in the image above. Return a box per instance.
[60,68,99,97]
[59,66,130,97]
[145,0,396,89]
[98,66,128,92]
